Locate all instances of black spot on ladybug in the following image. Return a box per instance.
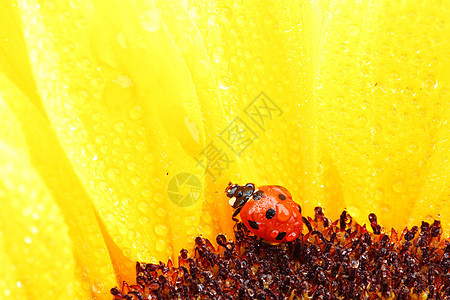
[275,231,287,241]
[298,204,302,214]
[253,190,264,201]
[278,193,286,200]
[266,208,276,219]
[248,220,259,230]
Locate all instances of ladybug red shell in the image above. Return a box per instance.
[225,182,303,243]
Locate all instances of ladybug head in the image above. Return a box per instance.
[225,182,255,209]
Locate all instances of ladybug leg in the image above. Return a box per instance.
[232,206,242,222]
[302,216,313,232]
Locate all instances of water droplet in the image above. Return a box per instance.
[144,153,153,162]
[208,15,217,26]
[201,212,212,223]
[220,7,232,22]
[213,47,225,63]
[141,10,161,32]
[380,203,390,214]
[141,189,151,198]
[219,76,230,89]
[75,17,87,28]
[184,116,200,143]
[176,11,187,21]
[129,106,143,119]
[376,188,384,197]
[424,215,435,223]
[155,239,166,252]
[138,202,149,213]
[392,181,404,193]
[154,193,163,203]
[186,226,195,236]
[184,216,197,226]
[237,14,245,25]
[156,208,166,217]
[118,221,130,235]
[348,24,360,36]
[92,283,103,294]
[347,206,360,219]
[127,162,136,171]
[77,89,89,100]
[107,167,120,179]
[116,31,127,48]
[316,163,324,175]
[408,143,418,153]
[188,5,200,19]
[131,176,142,186]
[112,75,133,88]
[122,247,132,257]
[95,134,106,144]
[136,141,146,151]
[370,124,382,135]
[290,153,300,163]
[155,224,169,236]
[138,216,149,225]
[202,225,212,236]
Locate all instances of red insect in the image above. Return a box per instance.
[225,182,303,243]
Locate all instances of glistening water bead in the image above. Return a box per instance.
[111,209,450,299]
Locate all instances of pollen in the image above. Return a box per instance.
[111,209,449,299]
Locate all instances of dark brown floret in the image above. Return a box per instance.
[112,208,449,299]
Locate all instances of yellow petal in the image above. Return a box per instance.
[0,1,42,110]
[18,0,213,270]
[190,0,450,236]
[0,75,116,298]
[311,1,450,232]
[0,76,77,298]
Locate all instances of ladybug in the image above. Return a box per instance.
[225,182,303,243]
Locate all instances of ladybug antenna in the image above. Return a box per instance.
[225,182,255,209]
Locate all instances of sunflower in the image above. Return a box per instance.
[1,0,449,299]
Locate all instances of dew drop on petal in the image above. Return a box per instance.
[219,76,230,89]
[141,10,161,32]
[138,216,149,225]
[348,24,360,36]
[155,239,166,252]
[92,283,103,294]
[153,193,163,203]
[408,143,418,153]
[347,206,360,219]
[138,201,150,213]
[129,106,144,120]
[156,208,166,217]
[213,47,225,63]
[114,122,125,132]
[107,167,120,180]
[155,224,169,236]
[392,181,404,193]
